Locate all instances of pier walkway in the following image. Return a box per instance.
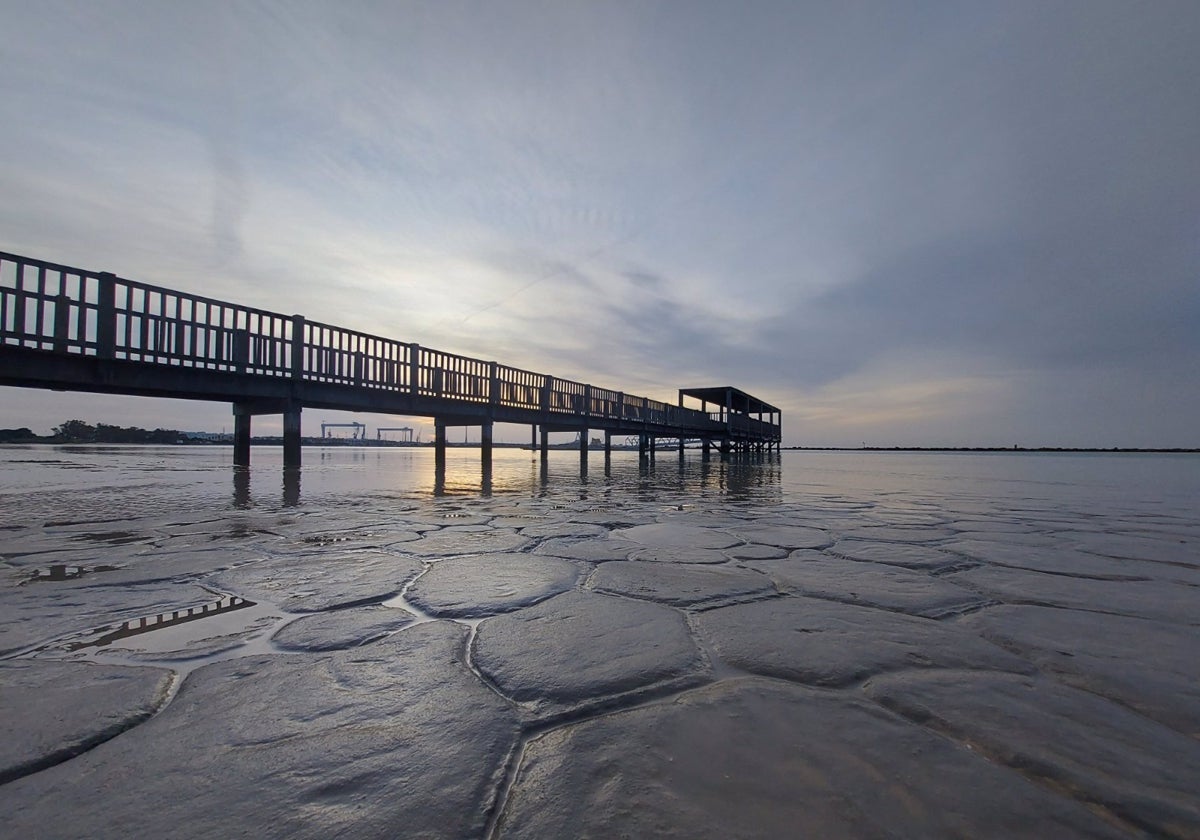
[0,251,781,468]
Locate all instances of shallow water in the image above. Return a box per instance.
[2,444,1195,522]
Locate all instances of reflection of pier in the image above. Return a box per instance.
[63,594,256,651]
[27,564,118,583]
[0,251,782,472]
[435,444,783,499]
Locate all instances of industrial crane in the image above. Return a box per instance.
[377,426,415,442]
[320,422,366,439]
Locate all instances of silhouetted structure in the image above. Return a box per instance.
[0,251,781,469]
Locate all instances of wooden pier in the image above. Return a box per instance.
[0,251,781,469]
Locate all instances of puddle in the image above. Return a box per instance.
[41,517,134,528]
[69,531,145,545]
[24,592,284,664]
[60,594,257,651]
[301,532,387,546]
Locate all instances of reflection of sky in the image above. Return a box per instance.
[0,446,789,520]
[311,448,785,505]
[1,4,1197,446]
[785,451,1200,518]
[2,448,1194,525]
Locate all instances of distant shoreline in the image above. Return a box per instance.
[1,438,1195,454]
[785,446,1199,454]
[2,423,1195,453]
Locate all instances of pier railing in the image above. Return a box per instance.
[0,251,779,438]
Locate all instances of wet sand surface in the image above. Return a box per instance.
[0,446,1197,838]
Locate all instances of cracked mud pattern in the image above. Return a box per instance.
[0,446,1197,838]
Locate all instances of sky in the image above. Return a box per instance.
[1,1,1197,447]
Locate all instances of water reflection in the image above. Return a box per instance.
[229,449,783,508]
[9,447,1195,527]
[723,453,783,501]
[424,449,782,504]
[233,467,251,509]
[231,465,302,508]
[98,595,255,649]
[282,468,301,507]
[319,448,367,463]
[26,563,119,583]
[434,459,497,497]
[41,594,256,653]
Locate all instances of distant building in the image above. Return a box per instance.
[181,431,231,442]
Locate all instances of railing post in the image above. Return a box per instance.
[10,290,26,337]
[541,377,552,412]
[584,384,592,417]
[232,328,250,373]
[53,292,72,353]
[96,273,116,359]
[489,361,499,406]
[291,315,305,380]
[10,263,27,337]
[409,343,420,395]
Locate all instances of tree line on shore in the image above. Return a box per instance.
[0,420,185,444]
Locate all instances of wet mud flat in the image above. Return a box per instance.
[1,459,1199,837]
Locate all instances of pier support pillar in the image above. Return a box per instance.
[579,428,588,460]
[481,421,493,469]
[540,426,549,461]
[638,433,648,460]
[282,406,302,468]
[434,420,447,471]
[649,436,656,462]
[702,439,711,459]
[604,430,612,458]
[233,413,251,467]
[531,425,537,456]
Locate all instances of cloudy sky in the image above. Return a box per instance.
[2,1,1197,446]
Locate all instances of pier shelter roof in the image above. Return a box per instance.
[678,387,780,416]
